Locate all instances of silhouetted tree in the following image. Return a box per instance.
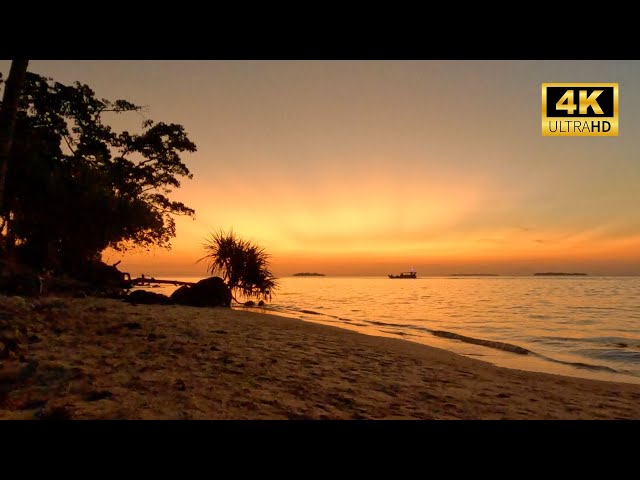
[199,230,277,301]
[0,60,29,221]
[0,71,196,274]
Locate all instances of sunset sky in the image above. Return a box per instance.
[3,60,640,276]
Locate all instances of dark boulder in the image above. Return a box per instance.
[124,290,172,305]
[170,277,231,307]
[170,285,194,305]
[191,277,232,307]
[244,300,255,307]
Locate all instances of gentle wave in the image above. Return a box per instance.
[270,304,625,375]
[429,330,532,355]
[538,356,620,374]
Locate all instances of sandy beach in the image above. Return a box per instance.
[1,295,640,420]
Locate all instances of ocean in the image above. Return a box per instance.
[134,275,640,385]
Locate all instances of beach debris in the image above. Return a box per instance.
[124,290,172,305]
[258,300,265,307]
[244,301,255,307]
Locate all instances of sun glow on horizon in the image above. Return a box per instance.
[15,59,634,277]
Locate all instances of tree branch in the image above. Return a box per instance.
[62,133,76,154]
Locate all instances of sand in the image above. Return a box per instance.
[1,295,640,420]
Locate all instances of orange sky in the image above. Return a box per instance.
[4,60,640,276]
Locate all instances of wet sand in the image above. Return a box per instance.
[1,296,640,419]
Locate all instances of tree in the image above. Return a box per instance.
[0,60,29,216]
[199,230,277,301]
[0,71,196,274]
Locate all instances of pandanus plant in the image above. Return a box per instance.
[199,229,277,302]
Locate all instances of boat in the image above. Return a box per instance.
[388,271,417,279]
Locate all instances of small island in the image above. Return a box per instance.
[534,272,588,276]
[293,272,325,277]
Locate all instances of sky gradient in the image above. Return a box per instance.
[3,60,639,276]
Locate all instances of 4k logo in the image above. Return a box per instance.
[542,83,619,136]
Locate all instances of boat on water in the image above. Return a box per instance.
[388,271,417,279]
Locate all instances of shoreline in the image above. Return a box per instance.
[242,305,640,386]
[139,275,640,385]
[2,296,640,419]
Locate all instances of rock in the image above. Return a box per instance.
[258,300,265,307]
[244,300,255,307]
[171,277,231,308]
[169,285,194,305]
[123,290,172,305]
[191,277,232,307]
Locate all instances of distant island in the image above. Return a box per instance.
[293,273,325,277]
[534,272,588,276]
[450,274,499,277]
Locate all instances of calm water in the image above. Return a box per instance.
[137,276,640,384]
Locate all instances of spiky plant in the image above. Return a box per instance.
[199,230,277,302]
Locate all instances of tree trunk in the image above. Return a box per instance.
[0,59,29,216]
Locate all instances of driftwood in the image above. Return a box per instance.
[130,276,195,288]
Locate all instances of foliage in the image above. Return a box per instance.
[199,230,277,301]
[0,72,196,273]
